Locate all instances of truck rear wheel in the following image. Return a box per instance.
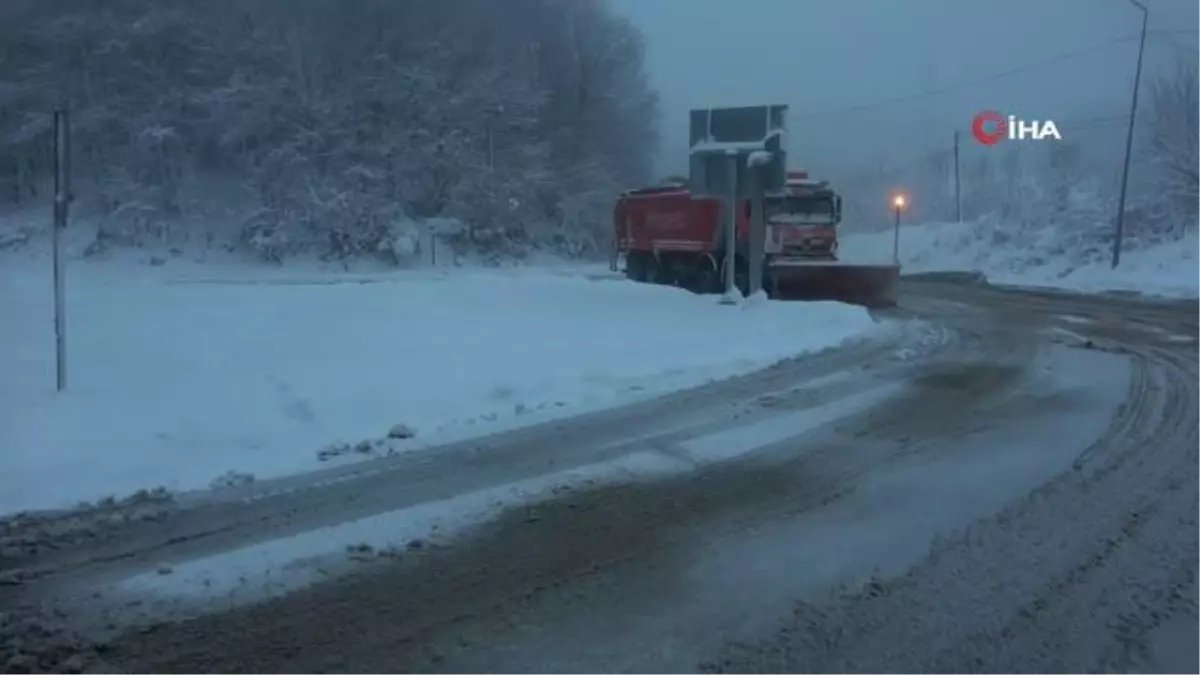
[648,255,671,286]
[690,255,721,294]
[625,252,650,282]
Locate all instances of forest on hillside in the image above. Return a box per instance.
[0,0,660,262]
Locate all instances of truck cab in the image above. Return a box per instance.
[762,171,842,260]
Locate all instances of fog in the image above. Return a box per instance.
[609,0,1199,178]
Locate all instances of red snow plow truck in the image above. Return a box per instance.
[613,171,899,308]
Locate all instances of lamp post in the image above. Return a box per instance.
[891,193,908,264]
[1112,0,1149,269]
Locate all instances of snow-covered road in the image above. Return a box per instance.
[0,277,1194,674]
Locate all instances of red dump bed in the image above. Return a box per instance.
[614,183,837,258]
[614,186,743,254]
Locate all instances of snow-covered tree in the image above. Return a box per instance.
[1143,55,1198,231]
[0,0,659,261]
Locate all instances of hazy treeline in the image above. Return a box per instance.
[834,56,1198,260]
[0,0,660,261]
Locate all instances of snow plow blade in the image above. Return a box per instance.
[768,261,900,309]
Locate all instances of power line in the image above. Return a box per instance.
[795,30,1199,120]
[844,114,1134,181]
[1156,33,1199,53]
[1061,114,1130,129]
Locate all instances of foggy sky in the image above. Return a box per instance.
[609,0,1200,178]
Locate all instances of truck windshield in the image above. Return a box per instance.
[765,196,836,225]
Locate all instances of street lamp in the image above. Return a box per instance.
[1112,0,1149,269]
[891,193,908,264]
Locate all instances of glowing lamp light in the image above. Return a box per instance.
[892,194,908,210]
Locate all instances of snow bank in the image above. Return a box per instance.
[0,257,879,515]
[841,219,1198,299]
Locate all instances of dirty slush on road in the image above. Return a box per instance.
[1,280,1197,674]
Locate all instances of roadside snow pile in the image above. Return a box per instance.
[0,258,880,515]
[842,219,1198,298]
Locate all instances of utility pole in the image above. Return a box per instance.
[486,103,505,172]
[747,163,765,298]
[1112,0,1149,269]
[893,205,901,263]
[720,150,740,303]
[953,130,962,223]
[52,107,71,392]
[487,126,495,171]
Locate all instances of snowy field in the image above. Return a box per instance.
[842,220,1199,299]
[0,255,880,515]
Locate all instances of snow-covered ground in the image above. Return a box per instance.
[0,254,880,516]
[842,220,1199,298]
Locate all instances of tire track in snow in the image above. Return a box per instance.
[707,294,1199,674]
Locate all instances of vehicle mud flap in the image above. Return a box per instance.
[768,262,900,309]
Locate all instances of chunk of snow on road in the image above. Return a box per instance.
[1049,327,1092,343]
[892,324,951,361]
[1059,315,1093,325]
[386,423,417,440]
[0,258,881,515]
[208,471,255,490]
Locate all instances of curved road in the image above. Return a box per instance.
[1,277,1196,673]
